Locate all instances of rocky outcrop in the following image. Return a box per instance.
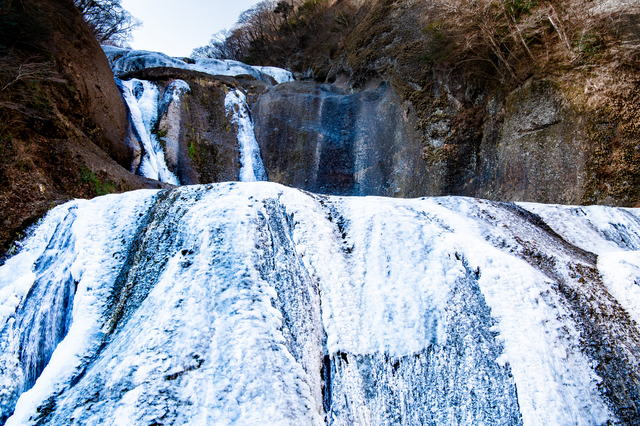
[30,0,140,170]
[252,80,428,197]
[271,0,640,205]
[416,78,594,204]
[118,67,274,185]
[413,73,640,206]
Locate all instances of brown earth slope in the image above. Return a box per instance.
[0,0,166,258]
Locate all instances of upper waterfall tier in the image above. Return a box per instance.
[103,46,293,84]
[2,183,640,425]
[224,89,267,182]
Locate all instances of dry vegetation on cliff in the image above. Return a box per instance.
[0,0,160,259]
[194,0,639,85]
[197,0,640,206]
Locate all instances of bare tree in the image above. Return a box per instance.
[74,0,141,45]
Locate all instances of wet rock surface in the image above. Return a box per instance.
[252,81,428,197]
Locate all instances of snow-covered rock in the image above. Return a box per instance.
[1,184,640,425]
[103,46,293,84]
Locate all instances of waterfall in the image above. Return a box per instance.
[225,90,268,182]
[120,78,267,185]
[2,183,640,425]
[121,79,180,185]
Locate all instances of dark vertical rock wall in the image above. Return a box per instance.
[251,74,639,206]
[253,81,429,197]
[23,0,139,169]
[0,0,163,257]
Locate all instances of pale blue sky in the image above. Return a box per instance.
[120,0,261,57]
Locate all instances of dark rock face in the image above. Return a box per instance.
[32,0,138,170]
[435,79,595,204]
[162,78,238,185]
[250,73,638,207]
[253,81,429,197]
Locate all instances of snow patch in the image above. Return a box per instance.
[103,46,292,84]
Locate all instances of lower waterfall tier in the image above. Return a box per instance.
[2,183,640,425]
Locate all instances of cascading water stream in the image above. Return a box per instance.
[121,77,267,185]
[225,89,268,182]
[121,79,180,185]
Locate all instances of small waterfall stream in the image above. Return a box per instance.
[121,79,267,185]
[121,79,180,185]
[225,89,268,182]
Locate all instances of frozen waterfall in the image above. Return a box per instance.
[225,89,267,182]
[2,183,640,425]
[119,77,267,184]
[103,46,294,84]
[120,79,181,185]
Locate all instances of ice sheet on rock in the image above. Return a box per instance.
[598,251,640,325]
[103,46,292,84]
[225,90,267,182]
[192,58,266,81]
[4,184,323,426]
[519,202,640,326]
[290,195,613,425]
[162,79,190,106]
[253,66,294,83]
[3,184,640,425]
[432,198,613,426]
[0,190,159,425]
[120,79,179,184]
[0,204,75,330]
[104,45,191,75]
[518,203,640,254]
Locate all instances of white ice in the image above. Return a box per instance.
[3,185,639,425]
[1,191,158,426]
[0,205,73,330]
[162,79,190,106]
[103,46,292,84]
[520,202,640,326]
[120,78,180,185]
[253,66,294,84]
[225,90,267,182]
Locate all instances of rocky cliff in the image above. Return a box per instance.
[321,0,640,206]
[0,0,165,256]
[116,68,247,185]
[209,0,640,206]
[252,80,428,196]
